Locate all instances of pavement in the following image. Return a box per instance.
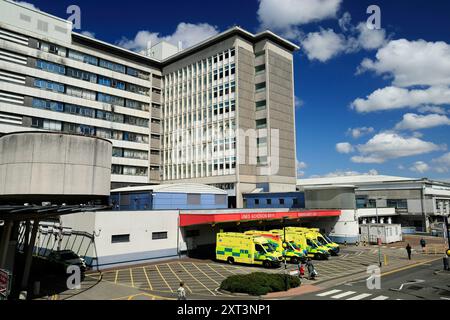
[295,259,449,300]
[34,237,449,300]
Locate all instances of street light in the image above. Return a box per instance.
[375,198,382,267]
[282,216,289,291]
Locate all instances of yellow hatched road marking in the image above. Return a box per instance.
[178,263,216,296]
[190,263,221,286]
[205,264,227,279]
[166,263,192,293]
[155,264,173,292]
[142,267,153,291]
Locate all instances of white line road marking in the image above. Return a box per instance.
[317,289,342,297]
[347,293,372,300]
[372,295,389,300]
[331,291,356,299]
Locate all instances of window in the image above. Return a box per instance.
[255,51,265,57]
[255,199,260,206]
[256,119,267,129]
[187,194,201,205]
[68,50,98,65]
[99,59,126,73]
[279,199,285,205]
[255,82,266,93]
[215,194,226,205]
[255,64,266,74]
[152,232,168,240]
[111,234,130,243]
[34,79,64,93]
[36,60,65,75]
[256,100,266,111]
[267,199,272,205]
[32,98,64,112]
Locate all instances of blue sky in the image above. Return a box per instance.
[19,0,450,180]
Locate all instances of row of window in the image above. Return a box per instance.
[38,41,151,80]
[33,78,150,111]
[30,117,151,143]
[31,98,150,127]
[111,165,148,176]
[111,231,168,244]
[112,147,150,160]
[36,59,150,96]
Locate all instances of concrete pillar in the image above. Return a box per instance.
[0,221,13,269]
[21,219,39,290]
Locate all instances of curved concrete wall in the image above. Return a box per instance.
[0,132,112,198]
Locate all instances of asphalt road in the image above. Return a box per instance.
[295,259,450,300]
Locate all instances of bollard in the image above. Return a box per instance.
[384,254,388,266]
[443,256,449,271]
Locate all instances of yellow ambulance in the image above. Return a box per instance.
[270,229,330,260]
[244,230,307,264]
[216,232,283,268]
[286,227,340,256]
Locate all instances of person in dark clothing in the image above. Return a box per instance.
[406,243,412,260]
[306,258,317,280]
[420,238,426,252]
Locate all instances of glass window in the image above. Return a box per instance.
[255,82,266,92]
[256,119,267,129]
[36,60,65,75]
[111,234,130,243]
[99,59,126,73]
[255,64,266,73]
[152,232,168,240]
[256,100,266,111]
[68,49,98,65]
[34,79,64,93]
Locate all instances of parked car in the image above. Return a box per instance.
[47,250,87,274]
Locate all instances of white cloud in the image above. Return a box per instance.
[350,132,445,164]
[347,127,374,139]
[359,39,450,88]
[257,0,342,37]
[355,22,386,50]
[418,106,448,115]
[395,113,450,131]
[296,160,308,177]
[295,96,304,108]
[351,86,450,113]
[15,1,39,10]
[301,14,387,62]
[81,31,96,38]
[336,142,354,154]
[432,152,450,173]
[409,161,430,174]
[301,28,347,62]
[117,23,219,52]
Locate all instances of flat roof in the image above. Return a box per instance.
[111,183,227,195]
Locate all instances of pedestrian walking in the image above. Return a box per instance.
[420,238,426,253]
[298,261,305,279]
[306,258,317,280]
[177,281,187,300]
[406,243,412,260]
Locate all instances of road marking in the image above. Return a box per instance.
[347,293,372,300]
[391,279,425,291]
[178,263,216,296]
[114,270,119,284]
[331,291,356,299]
[129,269,135,287]
[372,295,389,300]
[190,263,221,286]
[317,289,342,297]
[155,264,173,292]
[205,264,227,279]
[166,263,192,293]
[142,267,153,291]
[381,257,442,277]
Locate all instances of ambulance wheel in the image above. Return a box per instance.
[263,260,271,269]
[227,257,235,265]
[291,257,300,265]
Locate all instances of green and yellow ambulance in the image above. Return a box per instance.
[216,232,283,268]
[244,230,307,264]
[286,227,340,256]
[270,229,330,260]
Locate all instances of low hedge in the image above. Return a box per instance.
[220,272,301,296]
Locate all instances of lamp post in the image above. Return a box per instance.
[282,217,288,291]
[375,198,382,268]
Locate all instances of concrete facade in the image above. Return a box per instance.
[0,131,111,202]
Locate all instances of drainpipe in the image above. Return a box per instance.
[420,184,428,233]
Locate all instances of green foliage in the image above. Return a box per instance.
[220,272,301,296]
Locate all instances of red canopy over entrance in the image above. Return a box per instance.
[179,210,341,227]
